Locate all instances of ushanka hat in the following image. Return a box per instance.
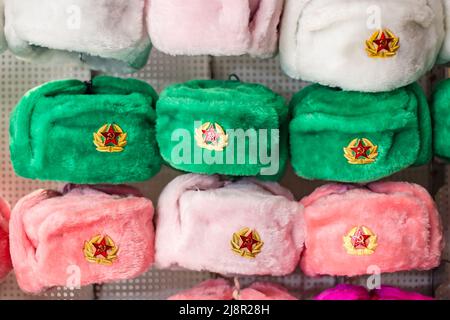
[315,284,434,301]
[147,0,284,58]
[155,174,304,276]
[279,0,445,92]
[10,76,161,184]
[0,196,12,282]
[168,279,297,300]
[289,83,431,183]
[10,184,155,293]
[157,80,287,180]
[0,0,6,54]
[431,79,450,161]
[300,182,443,277]
[4,0,151,73]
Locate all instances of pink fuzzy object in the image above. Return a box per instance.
[300,182,443,277]
[168,279,297,300]
[147,0,284,58]
[315,284,434,300]
[0,196,12,281]
[10,185,155,294]
[155,174,304,276]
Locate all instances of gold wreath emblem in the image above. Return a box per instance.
[344,138,378,165]
[83,235,119,265]
[343,226,378,256]
[195,122,229,152]
[365,29,400,58]
[231,228,264,259]
[93,124,127,153]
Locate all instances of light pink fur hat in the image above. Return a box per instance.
[300,182,443,277]
[0,196,12,281]
[155,174,304,276]
[168,279,297,300]
[10,185,155,293]
[147,0,284,58]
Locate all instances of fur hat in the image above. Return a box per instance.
[10,76,161,184]
[289,83,431,183]
[0,0,6,53]
[147,0,284,58]
[300,182,443,277]
[0,196,12,282]
[168,279,297,300]
[315,284,434,300]
[431,79,450,161]
[279,0,445,92]
[4,0,151,73]
[155,174,304,276]
[10,184,155,293]
[157,80,287,180]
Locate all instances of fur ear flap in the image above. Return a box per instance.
[0,195,12,282]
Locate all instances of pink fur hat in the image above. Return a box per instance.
[10,185,155,293]
[300,182,443,277]
[315,284,433,300]
[155,174,304,276]
[147,0,284,58]
[168,279,297,300]
[0,196,12,281]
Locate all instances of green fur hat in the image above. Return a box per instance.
[290,83,432,183]
[156,80,288,180]
[432,79,450,162]
[10,76,161,184]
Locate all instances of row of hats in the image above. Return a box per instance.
[0,0,450,92]
[168,279,435,300]
[10,76,450,184]
[0,174,443,294]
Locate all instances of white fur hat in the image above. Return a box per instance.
[279,0,445,92]
[4,0,151,73]
[439,0,450,62]
[0,0,6,53]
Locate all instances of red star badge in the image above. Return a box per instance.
[93,237,113,258]
[350,227,371,250]
[101,125,121,146]
[351,140,371,159]
[202,125,219,143]
[374,31,394,53]
[240,232,260,253]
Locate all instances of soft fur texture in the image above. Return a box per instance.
[300,182,443,277]
[155,174,304,276]
[279,0,445,92]
[431,79,450,161]
[147,0,284,58]
[4,0,151,73]
[10,185,155,294]
[168,279,297,300]
[0,196,12,282]
[290,83,432,183]
[439,0,450,62]
[10,76,161,184]
[0,0,6,53]
[157,80,288,180]
[315,284,434,300]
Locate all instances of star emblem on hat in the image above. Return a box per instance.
[344,138,379,165]
[231,228,264,258]
[93,124,128,153]
[366,29,400,58]
[83,234,119,265]
[343,226,378,255]
[195,122,229,152]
